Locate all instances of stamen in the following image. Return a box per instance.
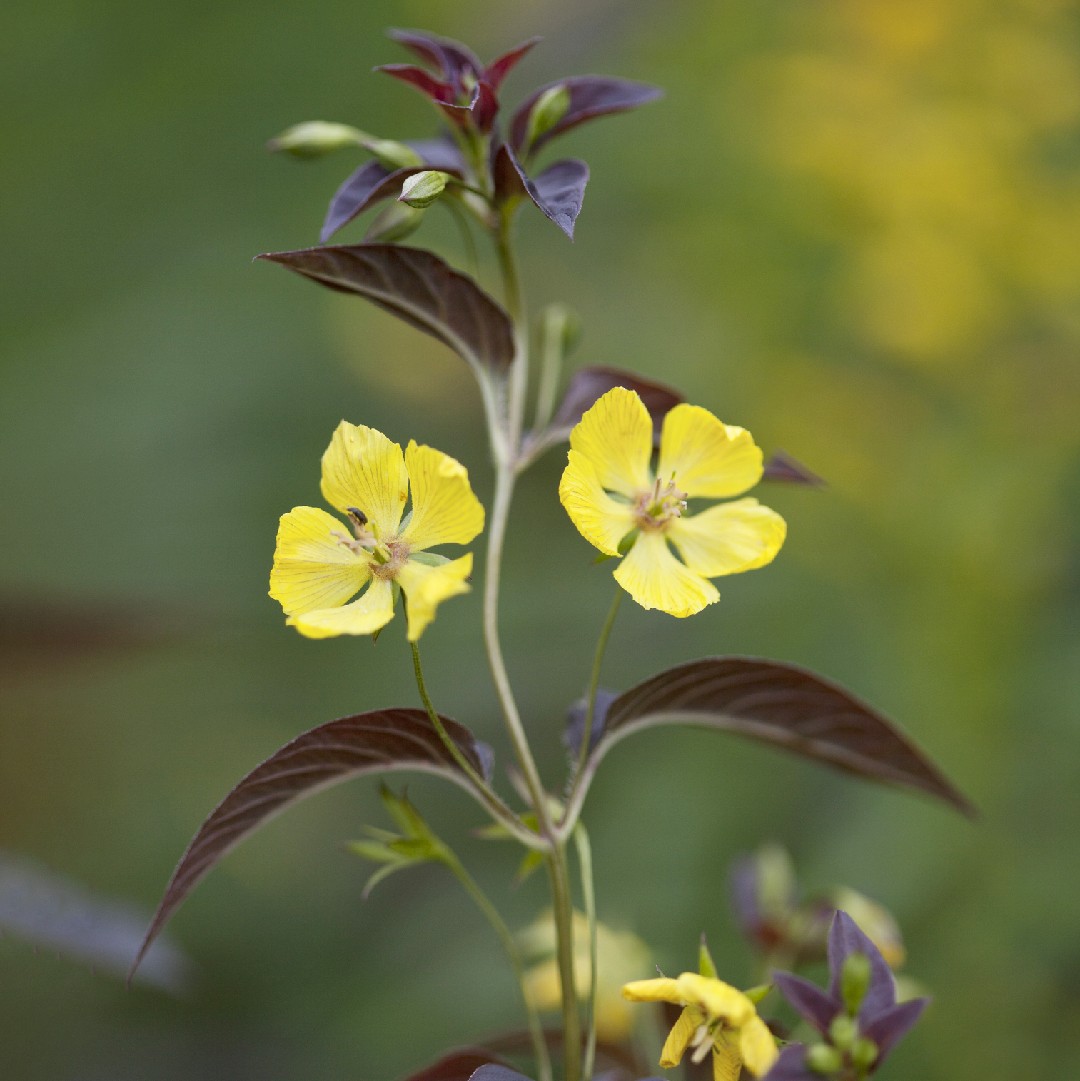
[690,1024,714,1064]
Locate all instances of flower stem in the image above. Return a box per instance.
[573,824,599,1081]
[572,587,622,790]
[439,848,553,1081]
[546,843,582,1081]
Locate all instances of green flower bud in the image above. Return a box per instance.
[364,202,426,244]
[805,1043,843,1075]
[828,1014,858,1051]
[525,83,571,148]
[399,170,451,209]
[362,138,424,171]
[540,303,582,358]
[267,121,366,158]
[841,951,872,1016]
[851,1036,879,1072]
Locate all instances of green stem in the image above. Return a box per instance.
[546,845,582,1081]
[573,824,599,1081]
[571,587,623,791]
[410,640,545,851]
[440,848,553,1081]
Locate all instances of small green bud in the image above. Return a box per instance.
[841,951,872,1016]
[540,303,582,358]
[365,201,426,243]
[828,1014,858,1051]
[362,137,424,171]
[267,121,366,158]
[525,84,571,148]
[805,1043,843,1075]
[399,170,451,209]
[755,843,797,919]
[850,1037,879,1072]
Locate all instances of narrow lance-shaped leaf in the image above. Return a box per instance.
[131,708,493,977]
[579,657,973,814]
[257,244,516,381]
[510,76,663,157]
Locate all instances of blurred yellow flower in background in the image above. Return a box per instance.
[559,388,785,617]
[269,421,483,641]
[623,971,778,1081]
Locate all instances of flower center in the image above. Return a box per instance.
[689,1019,726,1064]
[332,507,411,575]
[633,475,687,531]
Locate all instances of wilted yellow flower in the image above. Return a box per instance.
[623,972,778,1081]
[269,421,483,641]
[559,388,786,617]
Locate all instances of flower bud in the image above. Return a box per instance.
[399,170,451,209]
[362,138,424,171]
[540,302,582,358]
[525,83,571,148]
[828,1014,858,1051]
[364,201,426,243]
[850,1036,879,1071]
[267,121,365,158]
[805,1043,843,1075]
[840,951,872,1016]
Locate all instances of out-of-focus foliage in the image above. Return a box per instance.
[2,0,1077,1079]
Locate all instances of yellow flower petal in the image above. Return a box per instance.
[396,554,473,641]
[319,421,408,540]
[737,1015,779,1077]
[658,405,763,499]
[569,387,653,497]
[668,498,787,577]
[400,441,484,551]
[659,1006,699,1068]
[269,506,371,616]
[621,976,682,1004]
[711,1031,743,1081]
[286,577,395,638]
[560,449,637,555]
[613,532,719,617]
[675,973,754,1027]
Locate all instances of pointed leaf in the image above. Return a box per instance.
[387,29,482,87]
[131,708,492,976]
[375,64,454,104]
[257,244,516,379]
[763,450,825,487]
[772,971,839,1034]
[510,76,663,156]
[484,38,541,91]
[586,657,973,814]
[400,1049,513,1081]
[492,145,587,238]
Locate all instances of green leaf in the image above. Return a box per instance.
[585,657,973,815]
[130,707,492,977]
[256,244,516,382]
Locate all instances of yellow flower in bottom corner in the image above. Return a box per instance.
[269,421,484,641]
[559,387,786,617]
[622,972,778,1081]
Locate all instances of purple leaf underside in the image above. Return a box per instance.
[257,244,515,377]
[590,657,973,814]
[131,708,490,976]
[552,365,683,442]
[510,76,663,155]
[763,449,825,487]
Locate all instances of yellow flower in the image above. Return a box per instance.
[559,388,786,617]
[269,421,483,641]
[622,972,778,1081]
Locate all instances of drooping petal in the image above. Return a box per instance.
[668,498,786,578]
[737,1015,779,1077]
[269,506,371,616]
[613,532,719,617]
[400,441,484,551]
[675,973,753,1027]
[658,1006,698,1067]
[658,405,763,499]
[621,976,682,1004]
[560,449,637,555]
[396,554,473,641]
[286,577,395,638]
[711,1030,742,1081]
[568,386,653,497]
[319,421,408,540]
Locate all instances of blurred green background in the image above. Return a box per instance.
[3,0,1079,1077]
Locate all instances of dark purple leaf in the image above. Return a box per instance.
[510,76,663,156]
[484,38,541,91]
[375,64,454,104]
[862,997,929,1062]
[131,708,492,977]
[565,689,619,758]
[587,657,974,814]
[761,1045,815,1081]
[400,1049,513,1081]
[772,972,838,1034]
[828,910,896,1020]
[551,366,682,441]
[491,144,587,238]
[763,450,825,487]
[388,28,482,87]
[469,1067,535,1081]
[472,80,500,133]
[257,244,516,378]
